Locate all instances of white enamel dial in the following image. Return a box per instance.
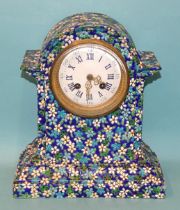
[58,43,123,106]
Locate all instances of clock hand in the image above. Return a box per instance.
[92,75,106,89]
[85,80,92,101]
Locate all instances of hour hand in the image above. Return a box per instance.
[85,80,92,101]
[93,75,102,85]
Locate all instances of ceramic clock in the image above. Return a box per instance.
[13,13,165,199]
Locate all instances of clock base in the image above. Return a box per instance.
[13,137,165,199]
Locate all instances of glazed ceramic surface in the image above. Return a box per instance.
[13,13,165,198]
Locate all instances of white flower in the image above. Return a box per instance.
[82,147,89,154]
[72,183,83,192]
[67,142,76,153]
[108,167,115,175]
[32,170,40,178]
[118,188,129,198]
[78,120,86,127]
[130,78,136,87]
[98,144,106,152]
[139,61,144,69]
[43,190,51,197]
[40,177,49,185]
[128,181,140,191]
[47,53,55,62]
[54,124,63,132]
[19,173,27,181]
[37,84,44,93]
[59,185,66,192]
[97,134,105,142]
[62,43,69,49]
[87,180,94,187]
[61,135,70,144]
[120,172,128,180]
[68,193,76,198]
[45,138,52,145]
[137,85,143,94]
[155,193,165,199]
[93,34,100,40]
[51,146,59,154]
[85,139,92,147]
[118,147,127,155]
[129,163,137,174]
[40,63,45,71]
[92,154,100,163]
[113,133,121,142]
[143,192,150,198]
[142,179,149,186]
[66,113,73,120]
[109,181,118,190]
[39,167,46,173]
[117,167,125,174]
[104,125,112,132]
[104,155,112,164]
[64,35,74,44]
[74,137,81,142]
[67,125,75,133]
[110,115,118,124]
[22,181,31,189]
[143,166,151,174]
[92,192,99,198]
[39,99,45,109]
[135,133,142,140]
[104,192,113,198]
[120,37,129,48]
[52,172,61,181]
[107,27,115,34]
[48,109,57,118]
[93,119,100,127]
[125,121,131,129]
[31,189,39,198]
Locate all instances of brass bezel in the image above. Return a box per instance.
[50,39,129,118]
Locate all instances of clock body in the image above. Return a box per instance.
[13,13,165,199]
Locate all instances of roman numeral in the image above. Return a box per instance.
[86,94,93,100]
[66,75,73,80]
[68,82,75,91]
[87,53,94,60]
[98,56,103,62]
[107,74,114,80]
[105,82,112,91]
[98,91,103,97]
[75,55,83,63]
[68,64,75,70]
[76,90,83,98]
[105,64,111,70]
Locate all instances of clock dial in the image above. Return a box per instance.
[59,43,121,106]
[51,39,129,117]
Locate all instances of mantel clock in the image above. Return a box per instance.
[13,13,165,198]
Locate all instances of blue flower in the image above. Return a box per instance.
[97,188,105,195]
[85,188,93,197]
[111,143,121,151]
[64,152,71,160]
[139,168,146,177]
[76,142,84,150]
[80,156,89,164]
[46,144,52,152]
[56,192,64,198]
[86,128,95,138]
[74,130,83,138]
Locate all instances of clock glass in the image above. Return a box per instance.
[51,39,129,117]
